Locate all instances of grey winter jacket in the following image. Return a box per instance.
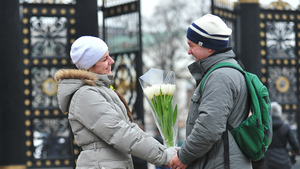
[54,69,176,169]
[177,49,252,169]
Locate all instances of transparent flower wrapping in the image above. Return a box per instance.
[139,68,178,147]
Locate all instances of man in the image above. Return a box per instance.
[169,14,252,169]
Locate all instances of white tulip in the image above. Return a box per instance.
[161,84,169,95]
[143,83,176,99]
[144,86,155,99]
[168,84,176,95]
[153,84,161,96]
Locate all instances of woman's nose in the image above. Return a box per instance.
[108,56,114,64]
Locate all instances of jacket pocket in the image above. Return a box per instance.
[187,92,201,125]
[98,160,130,169]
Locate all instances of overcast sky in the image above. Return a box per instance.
[141,0,299,16]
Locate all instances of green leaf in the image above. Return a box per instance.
[173,104,177,126]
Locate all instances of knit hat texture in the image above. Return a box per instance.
[70,36,108,70]
[271,102,282,117]
[186,14,232,50]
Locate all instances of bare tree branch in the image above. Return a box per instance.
[142,0,208,82]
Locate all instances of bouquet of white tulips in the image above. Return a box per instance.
[139,68,178,147]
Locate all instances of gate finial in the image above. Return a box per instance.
[267,0,293,10]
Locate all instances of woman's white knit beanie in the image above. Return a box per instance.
[186,14,232,50]
[70,36,108,70]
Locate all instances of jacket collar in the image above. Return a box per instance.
[188,47,235,85]
[54,69,113,88]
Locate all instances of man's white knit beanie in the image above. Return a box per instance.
[70,36,108,70]
[271,102,282,117]
[186,14,232,50]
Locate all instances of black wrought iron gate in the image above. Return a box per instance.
[0,0,143,168]
[99,1,145,167]
[0,0,102,168]
[3,0,298,168]
[20,0,78,168]
[99,0,144,127]
[212,0,300,141]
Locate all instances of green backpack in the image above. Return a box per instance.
[200,62,273,165]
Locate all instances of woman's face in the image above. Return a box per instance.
[88,50,114,74]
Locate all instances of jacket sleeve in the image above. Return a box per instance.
[70,87,173,166]
[286,124,300,154]
[178,70,238,165]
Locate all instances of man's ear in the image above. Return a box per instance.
[207,48,216,54]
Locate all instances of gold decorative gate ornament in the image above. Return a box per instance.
[275,76,290,93]
[42,78,58,96]
[267,0,293,10]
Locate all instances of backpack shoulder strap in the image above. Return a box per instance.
[200,62,245,96]
[200,62,245,169]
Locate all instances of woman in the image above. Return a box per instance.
[54,36,176,169]
[265,102,300,169]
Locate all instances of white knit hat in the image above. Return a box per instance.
[271,102,282,117]
[70,36,108,70]
[186,14,232,50]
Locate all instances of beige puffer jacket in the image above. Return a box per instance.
[54,69,176,169]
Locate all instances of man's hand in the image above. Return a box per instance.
[168,154,187,169]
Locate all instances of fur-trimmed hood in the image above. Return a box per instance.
[54,69,113,113]
[54,69,113,86]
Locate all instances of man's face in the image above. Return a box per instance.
[187,39,212,61]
